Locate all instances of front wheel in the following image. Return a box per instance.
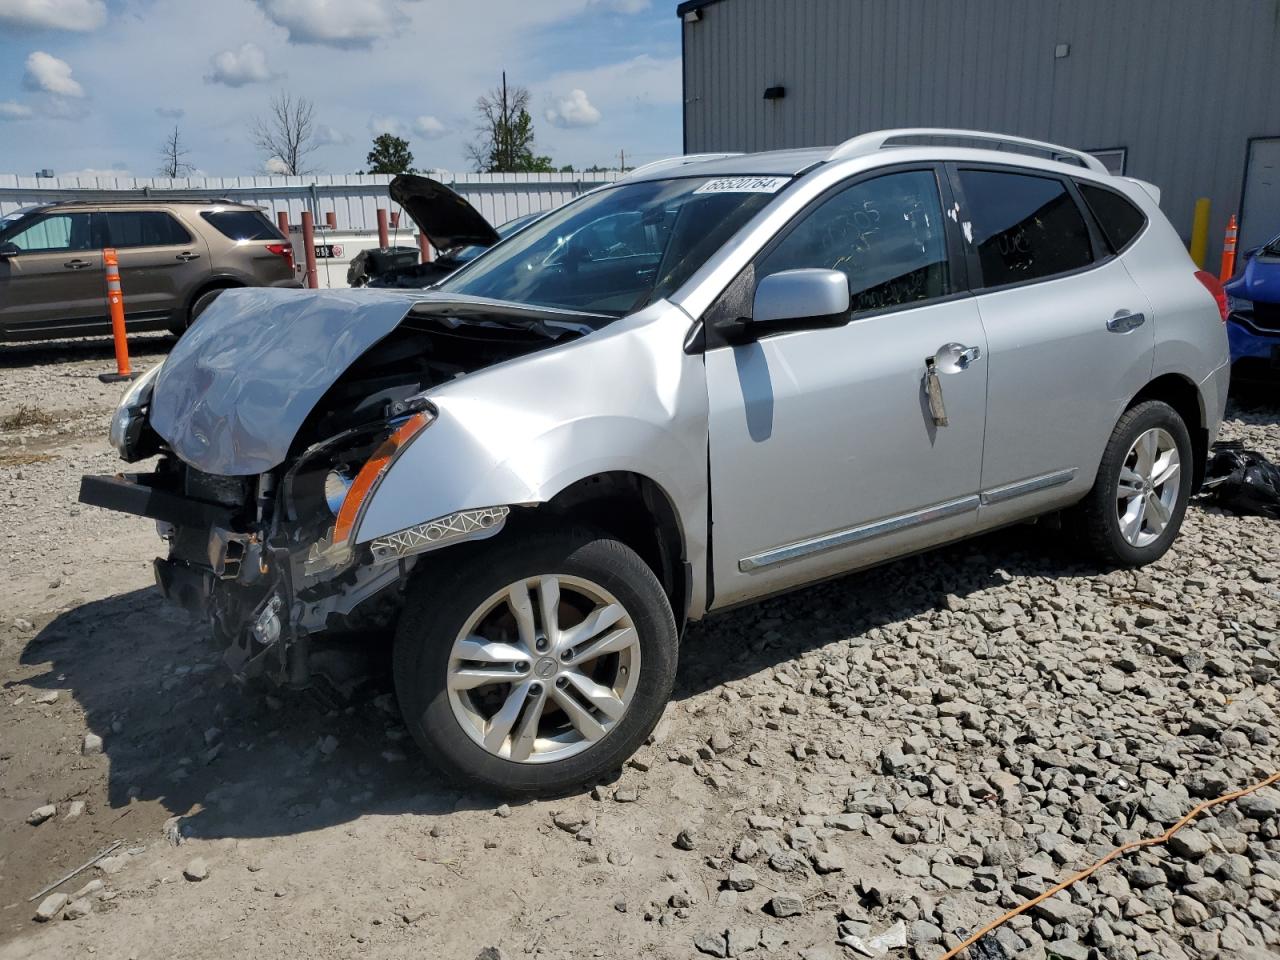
[393,529,678,796]
[1074,400,1194,567]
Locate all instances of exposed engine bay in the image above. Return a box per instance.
[80,289,593,686]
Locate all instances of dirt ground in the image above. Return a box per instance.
[0,337,1277,960]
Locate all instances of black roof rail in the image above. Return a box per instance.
[42,197,248,208]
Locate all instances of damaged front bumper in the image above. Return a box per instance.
[79,467,510,686]
[80,470,304,680]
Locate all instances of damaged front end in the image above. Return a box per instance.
[80,287,587,685]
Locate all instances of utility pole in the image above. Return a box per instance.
[619,147,626,171]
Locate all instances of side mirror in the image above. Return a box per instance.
[0,242,19,260]
[748,268,850,334]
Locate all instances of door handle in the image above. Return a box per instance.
[932,341,983,373]
[175,252,201,262]
[1107,310,1146,333]
[64,259,91,270]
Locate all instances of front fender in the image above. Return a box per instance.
[355,407,701,544]
[353,302,710,612]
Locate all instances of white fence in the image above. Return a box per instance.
[0,170,624,231]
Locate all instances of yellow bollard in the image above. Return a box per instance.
[1189,197,1211,269]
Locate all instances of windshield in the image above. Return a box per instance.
[0,206,41,236]
[436,177,784,316]
[446,212,540,264]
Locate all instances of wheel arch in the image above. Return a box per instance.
[524,471,690,634]
[184,276,246,324]
[1126,373,1208,491]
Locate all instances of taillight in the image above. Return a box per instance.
[265,242,290,257]
[1194,270,1228,322]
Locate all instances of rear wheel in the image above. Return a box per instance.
[171,287,229,335]
[393,528,678,795]
[1075,400,1193,567]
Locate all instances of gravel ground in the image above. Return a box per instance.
[0,337,1277,960]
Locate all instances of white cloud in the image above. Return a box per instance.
[254,0,404,48]
[0,0,106,31]
[546,54,680,106]
[413,115,446,139]
[156,106,185,119]
[544,88,601,128]
[263,156,290,174]
[23,50,84,98]
[315,123,351,145]
[368,115,405,137]
[60,166,132,179]
[205,42,277,87]
[0,100,34,120]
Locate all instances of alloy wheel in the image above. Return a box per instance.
[446,574,641,764]
[1116,427,1181,548]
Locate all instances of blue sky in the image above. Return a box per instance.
[0,0,684,177]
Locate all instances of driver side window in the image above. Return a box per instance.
[7,212,96,253]
[758,169,951,315]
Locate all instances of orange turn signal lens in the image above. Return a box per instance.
[332,410,433,547]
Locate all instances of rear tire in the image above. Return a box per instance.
[393,528,678,796]
[1074,400,1193,567]
[171,287,227,335]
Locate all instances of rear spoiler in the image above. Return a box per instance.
[1121,177,1161,206]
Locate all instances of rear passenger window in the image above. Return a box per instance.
[758,169,951,315]
[201,210,282,242]
[104,211,192,248]
[958,170,1093,287]
[1078,183,1146,253]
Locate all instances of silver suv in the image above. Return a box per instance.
[82,129,1231,795]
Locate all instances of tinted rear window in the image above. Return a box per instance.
[200,210,282,241]
[959,170,1094,287]
[104,211,192,248]
[1078,183,1146,253]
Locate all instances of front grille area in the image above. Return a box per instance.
[184,467,250,507]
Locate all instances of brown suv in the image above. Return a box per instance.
[0,199,299,342]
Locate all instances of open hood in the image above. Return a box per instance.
[389,174,501,253]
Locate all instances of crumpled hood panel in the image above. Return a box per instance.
[149,287,423,476]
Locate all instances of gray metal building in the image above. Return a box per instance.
[678,0,1280,260]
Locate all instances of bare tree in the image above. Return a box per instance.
[251,92,318,175]
[157,124,194,178]
[466,72,553,173]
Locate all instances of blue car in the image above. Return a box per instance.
[1225,228,1280,383]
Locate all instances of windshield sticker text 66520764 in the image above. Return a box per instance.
[693,176,791,195]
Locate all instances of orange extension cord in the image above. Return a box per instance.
[937,770,1280,960]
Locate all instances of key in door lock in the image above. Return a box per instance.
[924,357,948,427]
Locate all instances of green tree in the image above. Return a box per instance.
[466,72,556,173]
[365,133,415,174]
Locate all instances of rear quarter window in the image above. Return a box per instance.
[958,169,1094,288]
[200,210,282,241]
[1077,183,1147,253]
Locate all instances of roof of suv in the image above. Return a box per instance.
[38,198,257,210]
[622,128,1118,184]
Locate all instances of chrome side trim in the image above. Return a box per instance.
[738,495,980,572]
[979,468,1078,506]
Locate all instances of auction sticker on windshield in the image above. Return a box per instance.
[694,176,790,194]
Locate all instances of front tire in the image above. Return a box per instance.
[1075,400,1193,567]
[393,528,678,796]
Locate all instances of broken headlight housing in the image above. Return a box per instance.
[109,363,164,461]
[281,398,437,578]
